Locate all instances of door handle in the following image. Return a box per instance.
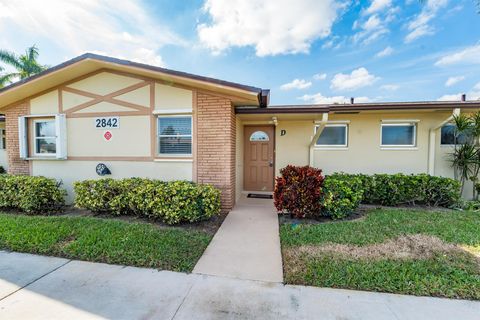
[269,161,273,167]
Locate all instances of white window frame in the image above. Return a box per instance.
[33,119,57,157]
[0,128,5,149]
[380,122,417,148]
[157,114,193,157]
[314,124,349,148]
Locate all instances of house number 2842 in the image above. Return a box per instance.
[94,117,120,129]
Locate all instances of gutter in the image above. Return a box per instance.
[309,113,329,166]
[427,108,460,175]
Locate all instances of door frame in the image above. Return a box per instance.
[243,124,276,192]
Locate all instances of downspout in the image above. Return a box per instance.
[428,108,460,175]
[309,112,329,166]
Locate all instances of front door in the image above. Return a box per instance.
[244,126,275,191]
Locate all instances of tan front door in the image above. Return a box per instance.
[244,126,275,191]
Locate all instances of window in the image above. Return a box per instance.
[33,119,56,155]
[441,124,468,145]
[157,116,192,156]
[250,131,269,141]
[315,124,348,147]
[0,128,5,149]
[381,123,416,147]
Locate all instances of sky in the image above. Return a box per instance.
[0,0,479,105]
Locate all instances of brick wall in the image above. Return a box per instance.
[196,93,236,211]
[4,102,30,175]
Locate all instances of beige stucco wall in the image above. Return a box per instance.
[155,84,192,111]
[235,117,244,201]
[68,72,142,96]
[32,160,192,203]
[274,112,454,176]
[30,90,59,114]
[67,116,151,157]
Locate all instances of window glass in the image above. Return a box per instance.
[250,131,269,141]
[381,124,415,146]
[34,120,56,155]
[0,129,5,149]
[441,124,468,145]
[316,125,347,146]
[158,116,192,155]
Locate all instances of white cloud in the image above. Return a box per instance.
[280,78,312,90]
[313,73,327,80]
[437,93,462,101]
[405,0,448,43]
[352,13,390,44]
[365,0,392,14]
[381,84,399,90]
[197,0,340,56]
[474,82,480,91]
[376,46,394,58]
[330,67,379,91]
[299,93,370,104]
[435,44,480,66]
[445,76,465,87]
[0,0,183,66]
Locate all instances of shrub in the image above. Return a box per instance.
[0,175,66,213]
[274,165,324,218]
[329,173,461,208]
[0,166,5,174]
[73,178,221,225]
[321,176,363,219]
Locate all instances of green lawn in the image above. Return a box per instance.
[0,213,213,272]
[280,208,480,300]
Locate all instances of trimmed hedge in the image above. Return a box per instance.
[0,175,66,213]
[329,173,461,208]
[320,176,364,219]
[74,178,221,225]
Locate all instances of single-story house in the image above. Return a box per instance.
[0,53,479,210]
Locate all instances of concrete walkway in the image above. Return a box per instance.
[1,251,479,319]
[193,196,283,282]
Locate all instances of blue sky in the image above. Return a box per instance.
[0,0,479,105]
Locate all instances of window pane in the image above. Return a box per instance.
[250,131,269,141]
[159,136,192,154]
[35,121,55,137]
[382,125,415,145]
[158,117,191,136]
[36,138,56,154]
[316,126,347,145]
[441,124,468,145]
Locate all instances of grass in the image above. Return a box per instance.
[280,208,480,300]
[0,213,213,272]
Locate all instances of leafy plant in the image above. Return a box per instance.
[73,178,221,225]
[320,176,363,219]
[0,175,66,213]
[274,165,324,219]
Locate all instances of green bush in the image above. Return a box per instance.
[320,176,363,219]
[0,175,66,213]
[328,173,461,208]
[73,178,221,225]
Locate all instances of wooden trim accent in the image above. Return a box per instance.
[149,82,156,158]
[67,111,149,118]
[58,89,63,113]
[63,81,151,115]
[192,90,198,182]
[67,156,153,162]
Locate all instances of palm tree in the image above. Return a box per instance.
[0,45,47,87]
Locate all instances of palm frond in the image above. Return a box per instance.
[0,49,22,70]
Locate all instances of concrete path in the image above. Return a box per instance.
[1,251,479,319]
[193,196,283,282]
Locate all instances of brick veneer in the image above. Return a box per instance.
[4,102,30,175]
[196,93,236,211]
